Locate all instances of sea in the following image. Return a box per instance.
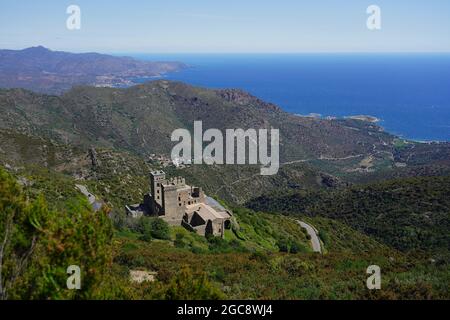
[130,53,450,142]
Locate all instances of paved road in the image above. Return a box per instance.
[75,184,103,212]
[297,221,322,253]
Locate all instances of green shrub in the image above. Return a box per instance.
[290,241,301,254]
[137,217,171,241]
[249,251,271,263]
[149,218,171,240]
[138,217,153,242]
[277,239,290,253]
[174,233,186,248]
[157,266,225,300]
[318,230,330,247]
[207,235,229,252]
[281,258,315,277]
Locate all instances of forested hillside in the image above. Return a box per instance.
[247,176,450,254]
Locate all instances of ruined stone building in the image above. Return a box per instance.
[126,171,232,237]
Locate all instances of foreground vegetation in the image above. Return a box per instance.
[112,236,449,300]
[1,166,449,300]
[0,167,112,299]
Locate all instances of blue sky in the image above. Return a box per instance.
[1,0,449,53]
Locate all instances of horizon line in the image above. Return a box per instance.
[3,46,450,55]
[115,51,450,55]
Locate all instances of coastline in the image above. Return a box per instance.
[294,112,449,144]
[345,115,380,123]
[139,54,450,143]
[98,75,450,144]
[294,112,380,124]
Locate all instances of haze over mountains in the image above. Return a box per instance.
[0,46,186,94]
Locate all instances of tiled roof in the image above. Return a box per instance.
[185,203,230,221]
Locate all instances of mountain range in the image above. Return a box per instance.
[0,46,186,94]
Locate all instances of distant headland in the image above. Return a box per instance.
[295,113,380,123]
[0,46,186,94]
[345,115,380,123]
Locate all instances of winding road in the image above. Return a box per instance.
[75,184,103,212]
[297,220,322,254]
